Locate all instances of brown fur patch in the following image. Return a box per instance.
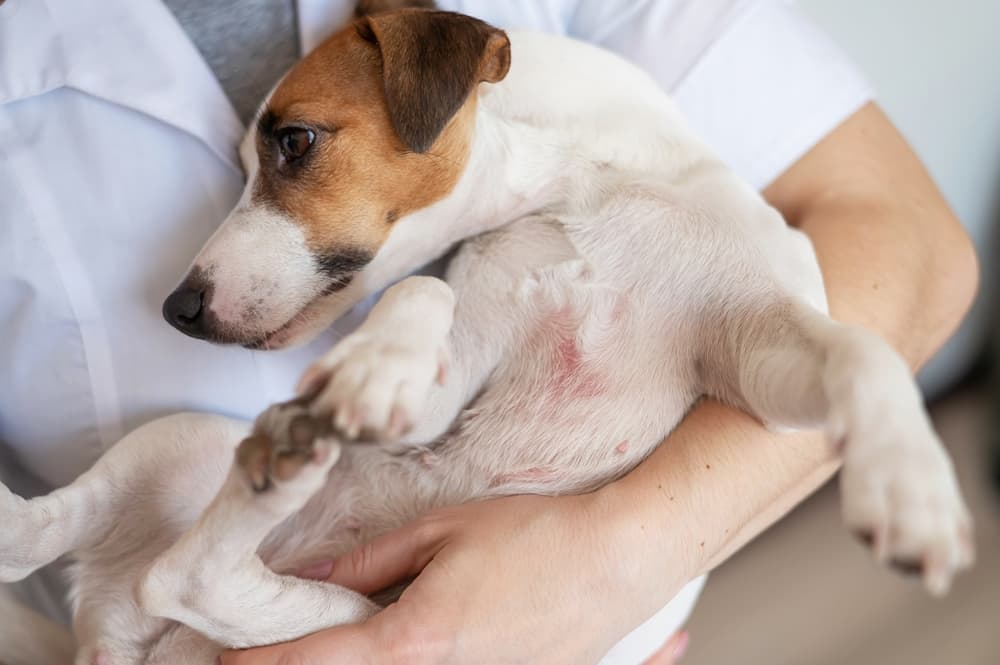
[254,10,510,259]
[365,10,511,152]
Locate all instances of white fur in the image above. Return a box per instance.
[0,31,973,665]
[187,204,331,338]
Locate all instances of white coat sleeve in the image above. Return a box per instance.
[570,0,873,189]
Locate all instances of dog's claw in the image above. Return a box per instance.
[853,529,875,549]
[888,557,924,578]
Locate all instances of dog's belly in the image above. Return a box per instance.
[443,323,698,497]
[260,288,700,575]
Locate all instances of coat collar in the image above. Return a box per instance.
[0,0,245,171]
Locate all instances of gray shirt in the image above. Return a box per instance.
[163,0,301,124]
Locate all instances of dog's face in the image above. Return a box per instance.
[163,10,510,349]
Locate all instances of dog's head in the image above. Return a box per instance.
[163,9,510,349]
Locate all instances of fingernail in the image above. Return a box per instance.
[298,560,335,580]
[673,631,690,661]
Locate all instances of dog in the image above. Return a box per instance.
[0,8,974,665]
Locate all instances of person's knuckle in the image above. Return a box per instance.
[348,541,374,575]
[222,652,260,665]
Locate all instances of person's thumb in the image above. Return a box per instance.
[297,518,446,596]
[220,622,380,665]
[642,631,690,665]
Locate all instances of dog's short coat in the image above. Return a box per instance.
[0,8,973,665]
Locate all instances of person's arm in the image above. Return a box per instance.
[222,103,978,665]
[604,102,979,585]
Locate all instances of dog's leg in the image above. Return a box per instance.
[2,415,243,665]
[144,624,220,665]
[302,271,516,448]
[0,469,120,584]
[137,403,378,648]
[0,414,244,665]
[702,296,974,594]
[0,414,244,584]
[299,276,458,445]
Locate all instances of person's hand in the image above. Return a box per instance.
[220,493,689,665]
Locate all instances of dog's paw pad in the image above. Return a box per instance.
[237,405,341,495]
[236,434,277,492]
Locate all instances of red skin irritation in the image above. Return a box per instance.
[548,308,607,401]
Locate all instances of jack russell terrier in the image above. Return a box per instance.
[0,7,974,665]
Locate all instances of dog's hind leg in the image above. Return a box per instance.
[144,624,220,665]
[700,293,974,594]
[137,403,377,648]
[0,413,245,584]
[0,465,118,584]
[0,414,244,665]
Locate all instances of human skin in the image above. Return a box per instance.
[221,102,979,665]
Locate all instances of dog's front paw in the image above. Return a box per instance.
[839,416,974,595]
[299,331,447,442]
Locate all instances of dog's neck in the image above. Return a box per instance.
[357,107,567,293]
[301,101,575,341]
[318,30,709,334]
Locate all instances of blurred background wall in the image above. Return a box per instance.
[798,0,1000,396]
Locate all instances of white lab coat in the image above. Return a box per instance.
[0,0,870,661]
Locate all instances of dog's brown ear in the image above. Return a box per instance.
[358,10,511,153]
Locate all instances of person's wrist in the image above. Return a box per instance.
[581,481,694,614]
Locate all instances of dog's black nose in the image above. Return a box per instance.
[163,286,208,339]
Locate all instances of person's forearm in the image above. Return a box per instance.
[593,104,978,589]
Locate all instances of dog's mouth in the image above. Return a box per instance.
[243,272,359,350]
[243,292,335,351]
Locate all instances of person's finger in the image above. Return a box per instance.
[296,518,446,595]
[641,631,690,665]
[220,622,380,665]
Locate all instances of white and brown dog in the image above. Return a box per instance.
[0,7,974,665]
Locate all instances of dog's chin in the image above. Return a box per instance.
[242,292,348,351]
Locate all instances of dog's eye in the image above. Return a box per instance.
[278,127,316,162]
